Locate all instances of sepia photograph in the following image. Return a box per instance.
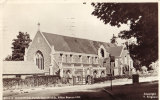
[1,0,159,100]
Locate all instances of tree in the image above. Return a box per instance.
[4,55,12,61]
[11,32,32,61]
[110,34,117,44]
[91,3,158,67]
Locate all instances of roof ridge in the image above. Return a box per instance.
[42,32,112,44]
[41,31,118,54]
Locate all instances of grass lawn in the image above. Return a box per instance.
[105,81,158,100]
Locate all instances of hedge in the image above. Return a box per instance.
[94,74,157,83]
[3,75,68,90]
[94,75,132,83]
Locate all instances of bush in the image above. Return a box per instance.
[141,66,148,73]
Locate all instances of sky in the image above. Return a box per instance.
[2,0,130,59]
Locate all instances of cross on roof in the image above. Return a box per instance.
[37,22,40,31]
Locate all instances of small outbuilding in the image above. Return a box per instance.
[3,61,44,79]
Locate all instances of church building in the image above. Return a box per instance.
[25,29,133,79]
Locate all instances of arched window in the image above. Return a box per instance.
[101,71,105,77]
[124,56,127,64]
[98,45,106,58]
[66,70,72,78]
[66,70,71,74]
[87,68,90,75]
[93,70,98,78]
[79,55,82,63]
[101,49,104,57]
[35,51,44,70]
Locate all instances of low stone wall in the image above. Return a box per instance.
[3,75,70,90]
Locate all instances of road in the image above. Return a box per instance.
[3,85,113,100]
[3,76,158,100]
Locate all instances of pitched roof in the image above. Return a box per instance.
[3,61,44,75]
[108,46,123,57]
[42,32,116,54]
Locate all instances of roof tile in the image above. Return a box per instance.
[42,32,116,54]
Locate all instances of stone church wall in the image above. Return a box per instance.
[25,32,51,74]
[53,53,99,65]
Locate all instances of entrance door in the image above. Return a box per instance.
[86,75,92,84]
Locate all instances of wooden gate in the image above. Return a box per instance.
[73,76,93,85]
